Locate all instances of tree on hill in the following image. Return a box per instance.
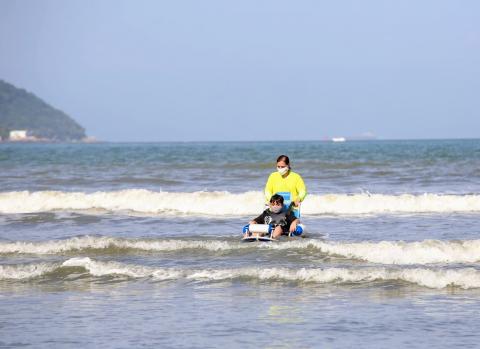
[0,80,86,141]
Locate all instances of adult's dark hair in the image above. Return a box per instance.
[270,194,285,204]
[276,155,290,165]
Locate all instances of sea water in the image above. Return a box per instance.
[1,140,480,348]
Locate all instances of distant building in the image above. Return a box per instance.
[81,136,98,143]
[9,130,28,141]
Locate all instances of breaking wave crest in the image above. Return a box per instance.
[296,239,480,265]
[2,257,480,289]
[2,236,480,265]
[0,236,245,254]
[0,263,58,280]
[2,190,480,215]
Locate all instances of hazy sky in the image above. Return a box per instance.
[1,0,479,141]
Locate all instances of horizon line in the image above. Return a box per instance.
[91,136,480,143]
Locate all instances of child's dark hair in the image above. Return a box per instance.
[270,194,284,205]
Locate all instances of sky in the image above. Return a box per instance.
[0,0,479,141]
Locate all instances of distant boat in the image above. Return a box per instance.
[331,137,346,142]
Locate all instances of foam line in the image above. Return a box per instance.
[0,236,246,254]
[279,239,480,265]
[2,190,480,215]
[3,258,480,289]
[0,262,57,280]
[2,236,480,265]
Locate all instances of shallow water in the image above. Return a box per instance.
[1,140,480,348]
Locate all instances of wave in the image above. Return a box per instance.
[2,257,480,289]
[0,262,58,280]
[0,236,245,254]
[2,236,480,265]
[2,189,480,215]
[299,239,480,265]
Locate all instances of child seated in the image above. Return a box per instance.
[243,194,302,239]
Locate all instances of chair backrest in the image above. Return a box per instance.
[275,191,291,207]
[275,192,301,218]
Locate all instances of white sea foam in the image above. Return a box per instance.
[0,236,246,254]
[0,263,57,280]
[2,236,480,266]
[61,258,471,289]
[2,190,480,215]
[275,239,480,265]
[190,266,480,289]
[62,257,184,279]
[3,257,480,289]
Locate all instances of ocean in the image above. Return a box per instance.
[1,140,480,348]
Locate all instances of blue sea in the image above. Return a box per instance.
[1,140,480,348]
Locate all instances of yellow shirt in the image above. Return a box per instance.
[264,170,307,204]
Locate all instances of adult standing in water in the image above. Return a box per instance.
[264,155,307,217]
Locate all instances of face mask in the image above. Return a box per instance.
[271,205,283,213]
[277,166,289,175]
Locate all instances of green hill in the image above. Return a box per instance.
[0,80,86,141]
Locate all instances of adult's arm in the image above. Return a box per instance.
[296,174,307,203]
